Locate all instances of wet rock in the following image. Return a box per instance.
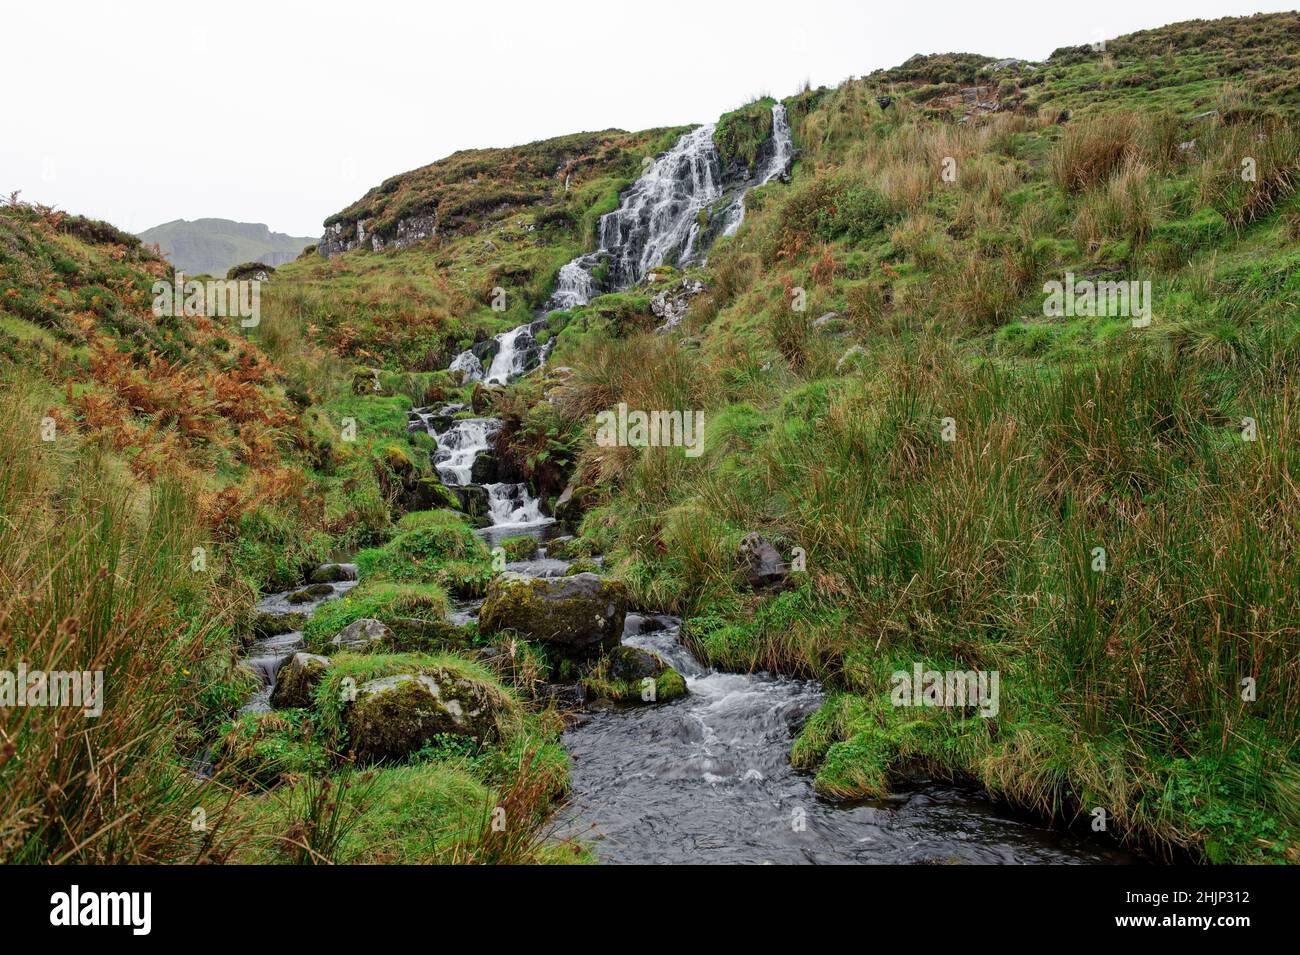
[271,652,331,709]
[564,557,601,576]
[479,571,628,661]
[583,646,687,705]
[607,646,667,682]
[254,611,306,640]
[399,476,458,513]
[738,532,792,592]
[309,563,357,585]
[330,617,390,651]
[346,668,514,760]
[288,583,336,604]
[553,482,594,525]
[651,278,705,334]
[450,485,490,522]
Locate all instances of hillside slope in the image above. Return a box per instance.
[275,11,1300,863]
[3,11,1298,865]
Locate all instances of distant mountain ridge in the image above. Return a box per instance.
[137,218,315,275]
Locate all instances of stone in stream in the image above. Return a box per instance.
[288,582,337,604]
[737,532,792,592]
[346,668,515,761]
[253,610,306,640]
[479,572,628,662]
[582,646,688,705]
[309,562,357,584]
[270,652,332,709]
[553,482,594,525]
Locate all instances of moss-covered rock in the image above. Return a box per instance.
[581,646,688,705]
[309,562,358,584]
[346,667,516,761]
[271,652,332,709]
[499,535,539,560]
[330,617,390,650]
[382,616,474,653]
[253,611,305,639]
[288,582,336,604]
[478,571,627,661]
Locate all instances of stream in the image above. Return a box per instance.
[241,107,1135,863]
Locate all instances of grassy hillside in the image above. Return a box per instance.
[3,11,1298,865]
[525,13,1300,863]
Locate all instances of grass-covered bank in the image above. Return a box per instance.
[529,15,1300,863]
[0,200,581,863]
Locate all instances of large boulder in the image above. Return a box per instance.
[271,652,332,709]
[478,572,627,661]
[346,668,513,761]
[737,532,792,591]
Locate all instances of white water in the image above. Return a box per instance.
[432,417,499,485]
[721,103,794,237]
[550,103,793,310]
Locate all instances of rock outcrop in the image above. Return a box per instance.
[271,652,331,709]
[737,532,792,591]
[346,667,514,760]
[478,571,628,661]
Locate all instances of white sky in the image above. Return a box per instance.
[2,0,1291,237]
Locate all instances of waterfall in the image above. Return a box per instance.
[547,103,794,310]
[721,102,794,237]
[433,418,500,485]
[427,415,551,532]
[448,319,550,386]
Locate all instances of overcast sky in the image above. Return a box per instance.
[2,0,1291,237]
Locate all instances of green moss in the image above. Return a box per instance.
[302,581,449,649]
[214,710,331,788]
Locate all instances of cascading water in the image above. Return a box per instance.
[720,102,795,237]
[550,102,794,310]
[425,410,550,536]
[432,418,499,485]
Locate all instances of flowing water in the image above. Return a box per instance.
[550,103,794,310]
[238,566,358,715]
[426,113,1132,863]
[555,613,1133,864]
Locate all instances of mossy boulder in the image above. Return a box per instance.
[271,652,332,709]
[582,646,687,705]
[253,611,305,640]
[382,616,473,653]
[346,667,515,761]
[478,571,628,661]
[288,582,336,604]
[309,562,357,584]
